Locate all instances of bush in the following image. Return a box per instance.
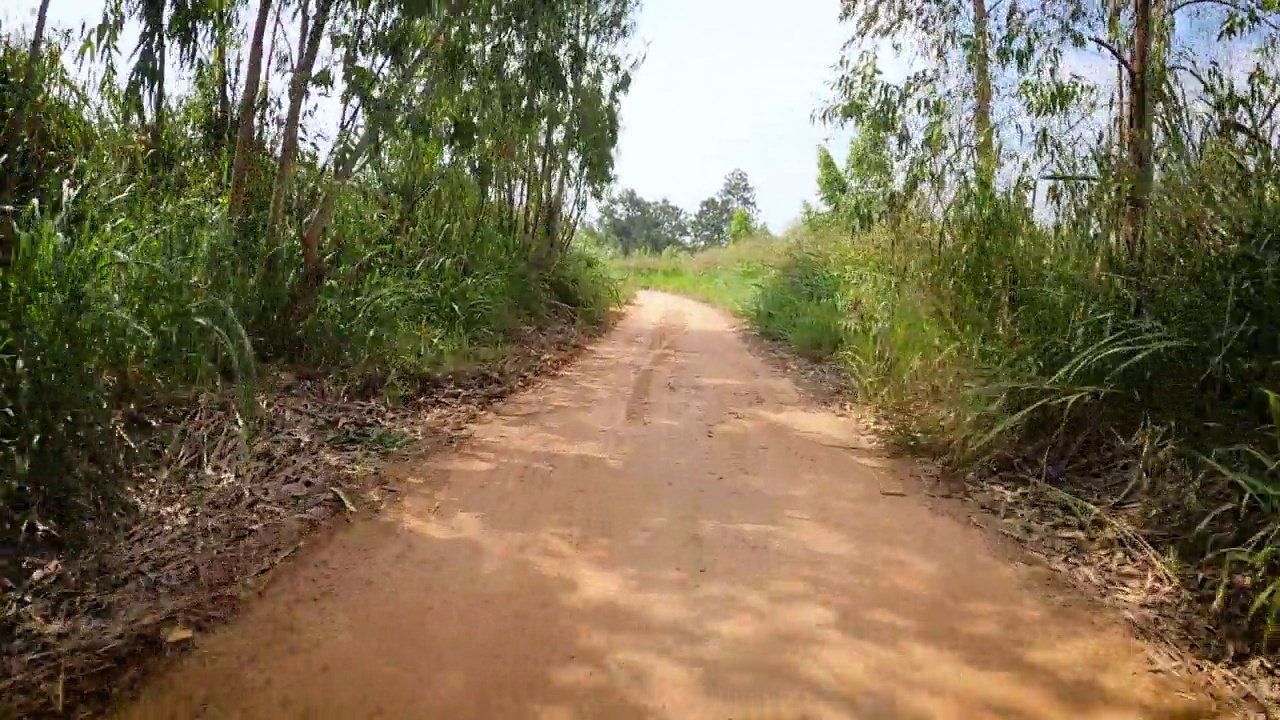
[0,22,628,555]
[632,147,1280,650]
[743,167,1280,650]
[754,251,848,358]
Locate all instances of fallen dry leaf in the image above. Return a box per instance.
[2,320,597,718]
[330,486,357,514]
[163,625,194,644]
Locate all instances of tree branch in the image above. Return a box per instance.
[1170,63,1208,88]
[1171,0,1280,30]
[1173,0,1241,12]
[1089,36,1135,77]
[1041,173,1100,182]
[1221,117,1270,148]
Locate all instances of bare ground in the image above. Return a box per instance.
[118,291,1220,719]
[1,322,593,718]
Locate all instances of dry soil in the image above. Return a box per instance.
[119,291,1214,719]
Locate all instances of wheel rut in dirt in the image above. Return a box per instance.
[120,291,1212,719]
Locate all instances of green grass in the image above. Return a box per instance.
[0,32,625,552]
[618,230,961,412]
[615,196,1280,657]
[613,236,789,314]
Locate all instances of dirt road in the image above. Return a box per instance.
[120,291,1211,719]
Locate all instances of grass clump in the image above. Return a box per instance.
[619,171,1280,662]
[0,3,634,570]
[613,236,789,313]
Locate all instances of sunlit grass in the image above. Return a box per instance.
[613,235,789,314]
[615,199,1280,649]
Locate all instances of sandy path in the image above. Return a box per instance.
[120,291,1210,719]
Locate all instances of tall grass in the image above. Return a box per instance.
[613,236,790,312]
[0,35,619,555]
[621,161,1280,651]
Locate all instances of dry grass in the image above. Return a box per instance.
[0,322,599,718]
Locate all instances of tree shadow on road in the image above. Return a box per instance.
[124,314,1213,720]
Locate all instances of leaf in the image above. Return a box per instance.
[311,67,334,89]
[330,486,357,514]
[163,625,194,643]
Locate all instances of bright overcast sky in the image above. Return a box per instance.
[614,0,853,231]
[5,0,857,231]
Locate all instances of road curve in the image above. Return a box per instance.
[120,291,1210,720]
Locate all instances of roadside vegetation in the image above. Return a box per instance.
[1,0,636,712]
[580,167,786,311]
[613,239,784,313]
[612,0,1280,696]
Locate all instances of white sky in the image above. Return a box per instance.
[612,0,854,231]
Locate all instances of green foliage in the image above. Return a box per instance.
[690,195,732,248]
[599,188,690,254]
[755,252,847,359]
[727,207,755,242]
[813,0,1280,651]
[0,0,638,549]
[612,235,785,314]
[0,35,92,209]
[598,169,762,253]
[808,128,896,233]
[623,0,1280,663]
[630,104,1280,646]
[815,146,849,209]
[752,162,1280,645]
[717,168,758,222]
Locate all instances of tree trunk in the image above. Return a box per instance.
[1148,0,1171,138]
[2,0,52,211]
[549,151,570,252]
[214,4,233,153]
[972,0,996,192]
[268,0,333,238]
[1109,0,1125,157]
[532,121,556,244]
[299,127,376,277]
[1107,0,1126,251]
[1124,0,1153,267]
[138,0,166,171]
[228,0,274,223]
[150,37,166,171]
[258,2,285,143]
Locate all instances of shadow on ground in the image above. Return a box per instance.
[121,293,1207,720]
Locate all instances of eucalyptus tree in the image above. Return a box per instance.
[87,0,240,162]
[69,0,640,281]
[598,188,686,254]
[826,0,1031,192]
[1,0,52,213]
[690,196,731,248]
[688,170,759,248]
[228,0,273,221]
[814,126,895,232]
[718,168,758,223]
[474,0,638,253]
[1030,0,1280,261]
[418,0,637,249]
[293,0,467,277]
[826,0,1279,264]
[266,0,335,236]
[271,0,638,278]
